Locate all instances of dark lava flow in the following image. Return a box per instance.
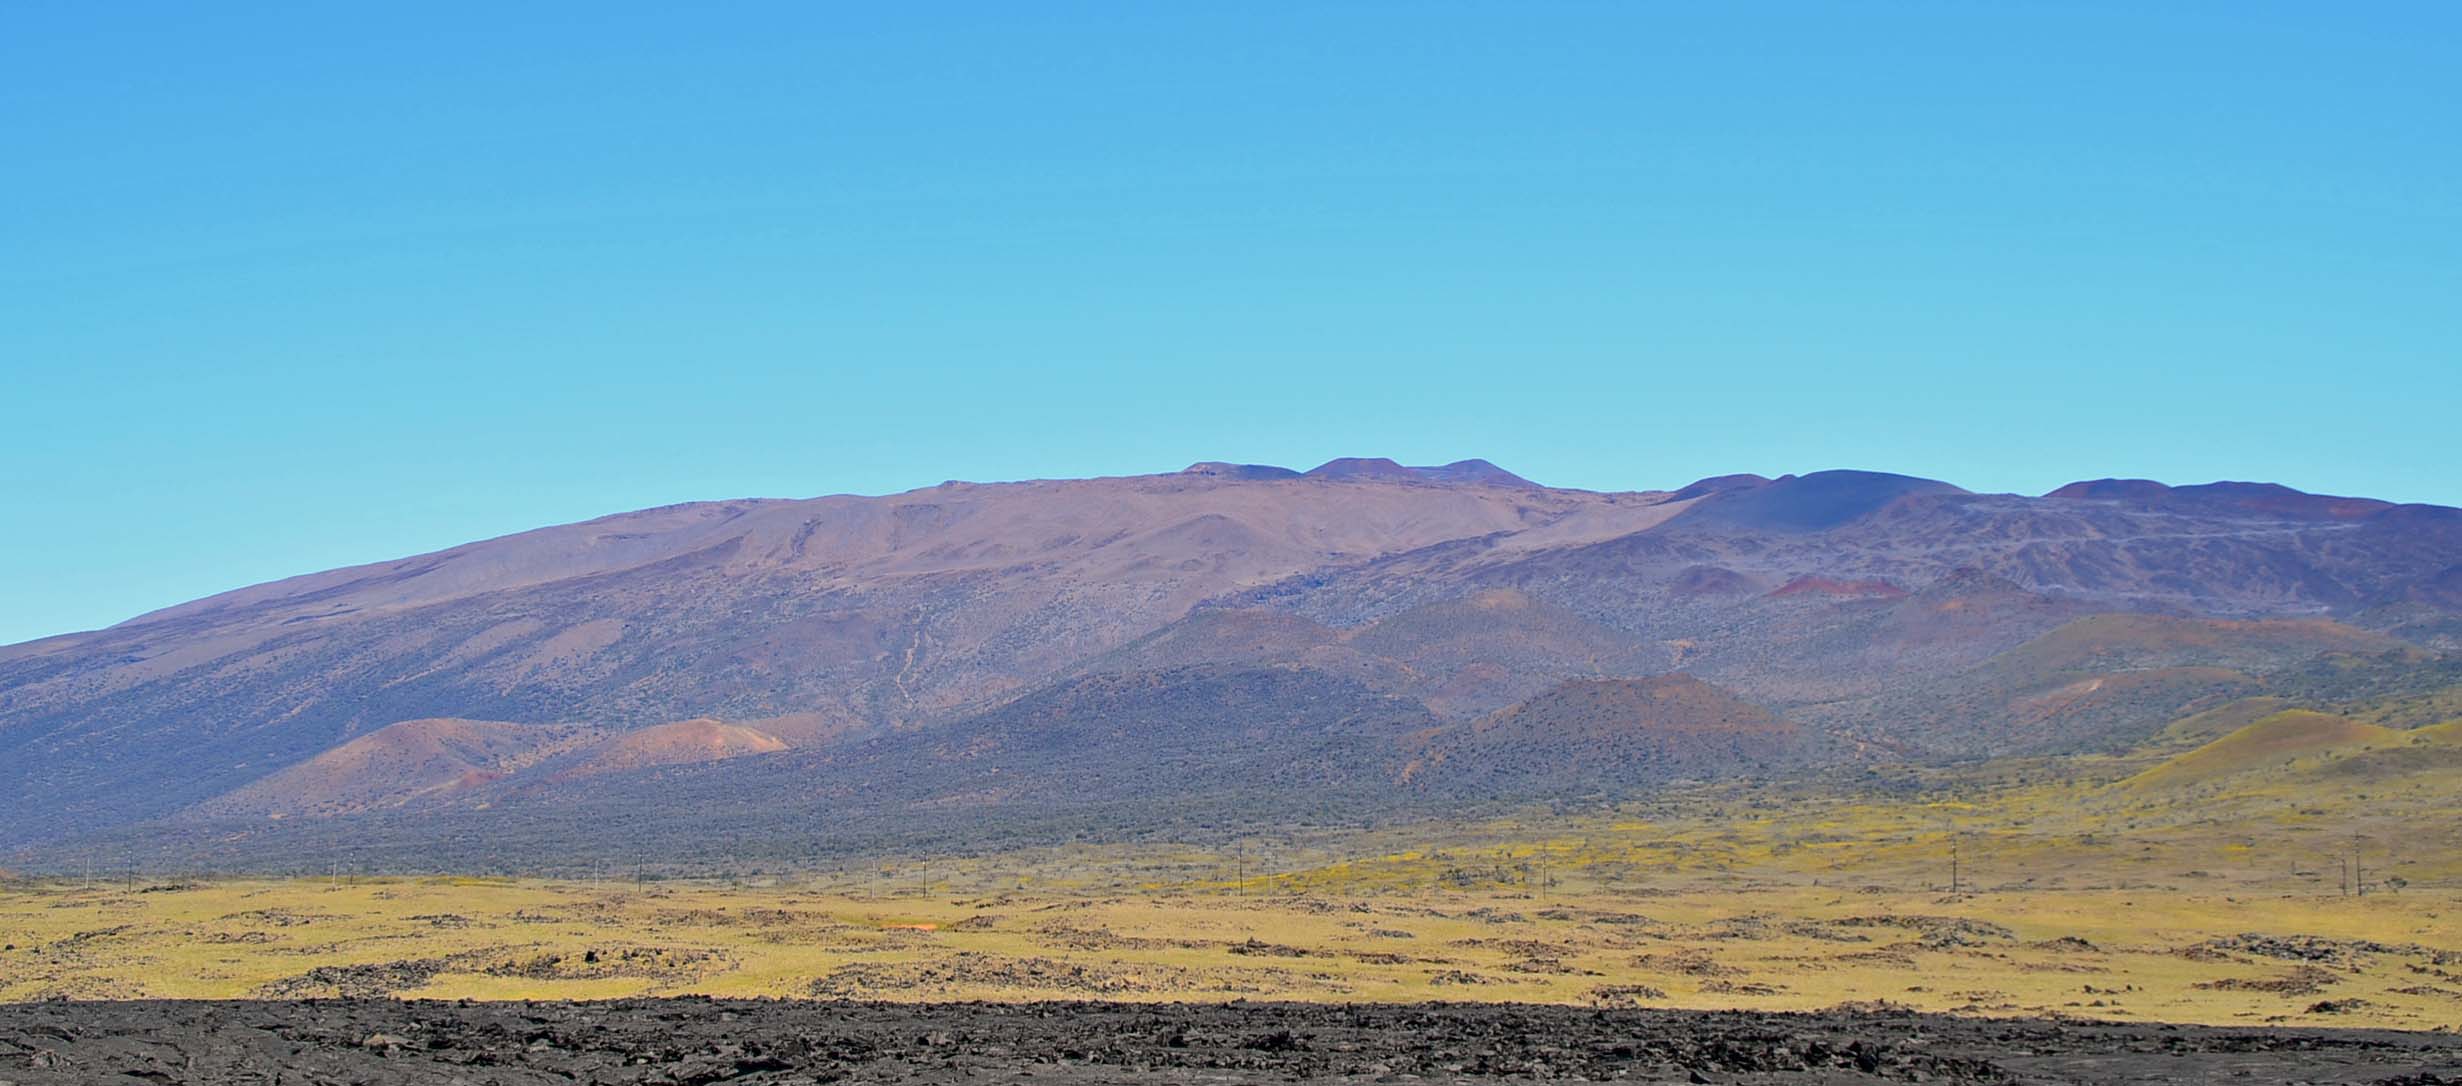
[1,998,2456,1084]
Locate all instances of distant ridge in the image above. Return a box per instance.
[1180,462,1304,480]
[1178,458,1537,486]
[2047,478,2395,521]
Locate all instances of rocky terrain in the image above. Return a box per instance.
[1,998,2454,1084]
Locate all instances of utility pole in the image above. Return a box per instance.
[1939,821,1961,895]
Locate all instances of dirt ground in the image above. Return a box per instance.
[0,998,2455,1085]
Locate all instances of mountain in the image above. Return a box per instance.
[3,460,2457,867]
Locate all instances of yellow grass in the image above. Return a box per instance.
[2,876,2456,1031]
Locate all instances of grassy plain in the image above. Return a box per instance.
[2,877,2456,1031]
[5,701,2457,1030]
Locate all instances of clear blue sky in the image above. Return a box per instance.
[4,3,2458,645]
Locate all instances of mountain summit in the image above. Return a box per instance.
[1298,457,1538,486]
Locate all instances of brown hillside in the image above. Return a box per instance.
[552,720,790,779]
[189,719,604,819]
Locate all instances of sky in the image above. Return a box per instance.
[3,2,2458,645]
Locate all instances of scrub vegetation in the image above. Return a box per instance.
[9,697,2457,1030]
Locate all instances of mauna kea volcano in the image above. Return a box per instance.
[3,458,2456,869]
